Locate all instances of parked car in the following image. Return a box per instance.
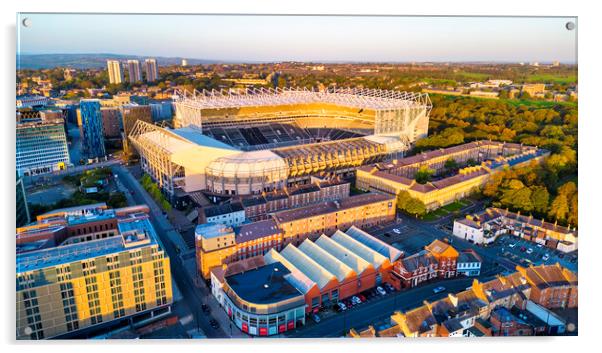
[351,296,362,305]
[526,248,533,254]
[542,254,550,261]
[392,228,401,234]
[537,243,543,248]
[337,302,347,311]
[383,283,395,293]
[312,314,321,323]
[558,253,565,259]
[520,246,527,252]
[376,286,387,296]
[358,294,367,302]
[509,243,516,248]
[433,286,446,294]
[343,298,353,308]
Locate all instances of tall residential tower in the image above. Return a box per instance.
[127,60,142,83]
[106,60,123,84]
[144,58,159,82]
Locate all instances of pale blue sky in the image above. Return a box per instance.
[17,14,577,63]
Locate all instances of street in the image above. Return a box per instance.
[111,164,229,339]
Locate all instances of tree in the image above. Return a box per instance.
[405,198,426,217]
[415,166,434,184]
[530,186,550,213]
[396,191,412,211]
[444,158,458,174]
[567,193,578,227]
[548,194,569,222]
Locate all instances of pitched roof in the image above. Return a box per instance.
[345,226,403,262]
[425,239,459,258]
[330,230,390,269]
[298,239,356,282]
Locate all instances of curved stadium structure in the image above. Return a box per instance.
[129,87,431,199]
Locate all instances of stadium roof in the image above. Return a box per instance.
[174,87,431,111]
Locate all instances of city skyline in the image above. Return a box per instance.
[17,14,577,63]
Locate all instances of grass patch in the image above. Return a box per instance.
[524,73,577,85]
[442,201,464,212]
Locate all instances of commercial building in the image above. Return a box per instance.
[211,226,402,335]
[16,117,71,176]
[16,173,30,227]
[453,208,578,252]
[211,258,306,336]
[119,104,153,154]
[100,107,121,139]
[16,204,173,340]
[356,141,548,211]
[456,250,482,277]
[144,59,159,82]
[16,95,50,109]
[106,60,123,85]
[272,192,396,246]
[78,99,106,159]
[129,88,431,200]
[127,60,142,83]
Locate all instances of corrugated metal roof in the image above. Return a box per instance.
[314,235,373,275]
[298,239,356,282]
[345,226,403,262]
[279,244,337,290]
[331,230,389,269]
[264,249,316,294]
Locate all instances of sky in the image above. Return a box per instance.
[17,14,577,63]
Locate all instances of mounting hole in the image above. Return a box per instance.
[565,21,575,31]
[22,18,31,27]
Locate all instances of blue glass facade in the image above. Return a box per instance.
[79,99,106,158]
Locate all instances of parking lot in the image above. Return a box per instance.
[490,234,578,273]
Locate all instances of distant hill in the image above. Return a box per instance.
[16,53,220,69]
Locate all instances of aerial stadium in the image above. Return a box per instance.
[129,87,432,201]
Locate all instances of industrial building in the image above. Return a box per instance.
[16,203,173,340]
[129,87,431,201]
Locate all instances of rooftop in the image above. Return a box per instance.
[234,219,280,243]
[225,262,304,305]
[273,193,394,223]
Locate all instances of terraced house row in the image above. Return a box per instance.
[356,140,549,211]
[348,264,577,338]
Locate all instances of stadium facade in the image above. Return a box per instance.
[129,87,431,199]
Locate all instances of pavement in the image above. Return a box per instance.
[111,164,229,339]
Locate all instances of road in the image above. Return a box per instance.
[111,164,229,338]
[285,276,491,338]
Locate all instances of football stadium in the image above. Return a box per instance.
[129,87,431,200]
